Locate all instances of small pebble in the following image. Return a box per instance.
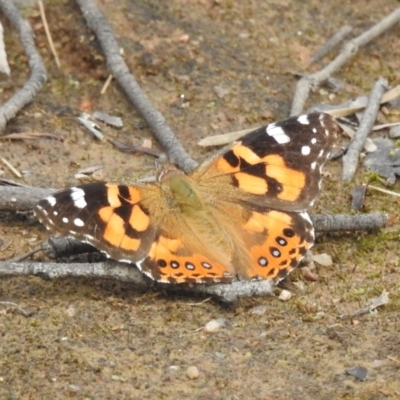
[346,366,368,381]
[249,305,268,315]
[278,290,292,301]
[204,318,226,333]
[186,366,200,380]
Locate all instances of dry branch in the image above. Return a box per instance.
[309,25,353,64]
[75,0,197,173]
[341,78,387,181]
[0,1,47,131]
[0,260,275,302]
[291,7,400,115]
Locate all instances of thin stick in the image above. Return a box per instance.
[368,184,400,198]
[1,157,22,178]
[75,0,197,173]
[38,0,60,68]
[0,1,47,132]
[291,7,400,115]
[100,73,113,95]
[310,25,353,64]
[342,77,387,181]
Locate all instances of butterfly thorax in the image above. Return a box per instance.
[160,168,204,215]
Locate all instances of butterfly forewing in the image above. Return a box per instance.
[34,183,157,263]
[195,112,338,212]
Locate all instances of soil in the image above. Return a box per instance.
[1,1,400,399]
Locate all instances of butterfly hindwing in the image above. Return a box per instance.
[242,210,314,281]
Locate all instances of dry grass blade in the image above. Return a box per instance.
[38,0,60,68]
[1,157,21,178]
[0,132,63,141]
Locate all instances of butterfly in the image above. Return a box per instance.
[34,112,338,284]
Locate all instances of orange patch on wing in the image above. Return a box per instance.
[98,207,141,251]
[232,143,260,164]
[264,155,306,201]
[101,212,125,247]
[215,157,240,173]
[129,205,150,232]
[105,185,122,207]
[127,187,142,203]
[234,172,268,194]
[120,235,141,251]
[243,212,264,233]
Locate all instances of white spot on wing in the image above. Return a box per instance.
[301,145,311,156]
[74,218,84,227]
[310,161,317,170]
[46,196,57,207]
[312,128,317,133]
[311,138,317,144]
[70,187,87,209]
[297,115,309,125]
[53,211,58,216]
[62,217,69,223]
[266,125,290,144]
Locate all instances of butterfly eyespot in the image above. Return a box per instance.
[276,236,288,246]
[201,262,212,269]
[170,261,180,269]
[157,259,167,268]
[185,262,195,271]
[258,257,268,267]
[283,228,295,237]
[270,248,281,258]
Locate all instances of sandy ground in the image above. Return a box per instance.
[1,1,400,399]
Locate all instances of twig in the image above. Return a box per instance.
[0,1,47,132]
[291,7,400,115]
[368,184,400,198]
[0,260,274,302]
[338,290,389,320]
[311,212,387,232]
[311,85,400,118]
[100,73,113,95]
[1,157,22,178]
[38,0,60,68]
[74,0,197,173]
[0,185,57,212]
[309,25,353,64]
[342,78,387,181]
